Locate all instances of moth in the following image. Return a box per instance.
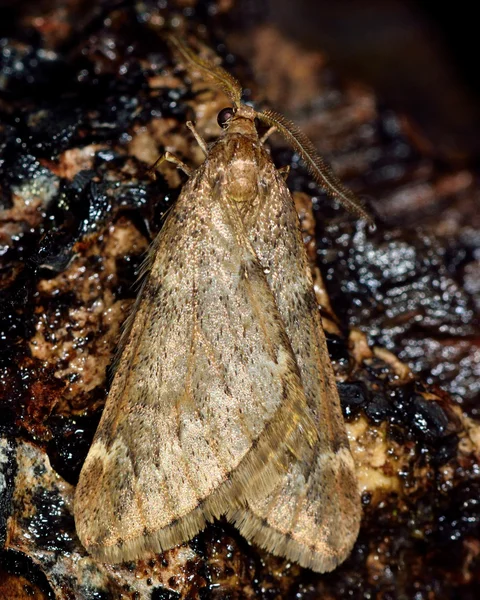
[74,34,371,572]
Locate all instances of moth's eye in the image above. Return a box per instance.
[217,107,234,129]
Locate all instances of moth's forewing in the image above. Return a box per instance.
[74,142,317,563]
[228,156,361,572]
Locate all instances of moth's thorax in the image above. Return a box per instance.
[227,104,257,136]
[223,134,262,206]
[211,119,269,209]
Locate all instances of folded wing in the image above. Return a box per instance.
[74,163,316,562]
[230,165,361,572]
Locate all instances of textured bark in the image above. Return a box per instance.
[0,1,479,598]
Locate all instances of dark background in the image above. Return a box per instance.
[226,0,480,164]
[1,0,479,162]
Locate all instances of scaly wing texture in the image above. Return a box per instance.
[230,154,361,573]
[74,159,316,563]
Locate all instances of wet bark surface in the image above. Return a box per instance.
[0,1,479,598]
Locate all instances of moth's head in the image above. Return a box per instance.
[165,33,374,226]
[217,103,257,137]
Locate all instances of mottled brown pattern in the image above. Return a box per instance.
[74,106,321,564]
[2,2,479,598]
[228,144,360,571]
[74,41,362,570]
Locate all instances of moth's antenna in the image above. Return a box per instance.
[257,109,374,225]
[165,34,243,109]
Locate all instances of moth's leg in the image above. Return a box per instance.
[278,165,290,181]
[149,151,192,177]
[261,126,289,180]
[186,121,209,156]
[260,126,277,144]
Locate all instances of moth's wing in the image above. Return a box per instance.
[74,164,315,563]
[229,163,361,572]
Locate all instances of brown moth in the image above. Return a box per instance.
[74,35,371,571]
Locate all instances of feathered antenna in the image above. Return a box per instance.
[161,32,372,224]
[165,34,242,109]
[257,109,373,225]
